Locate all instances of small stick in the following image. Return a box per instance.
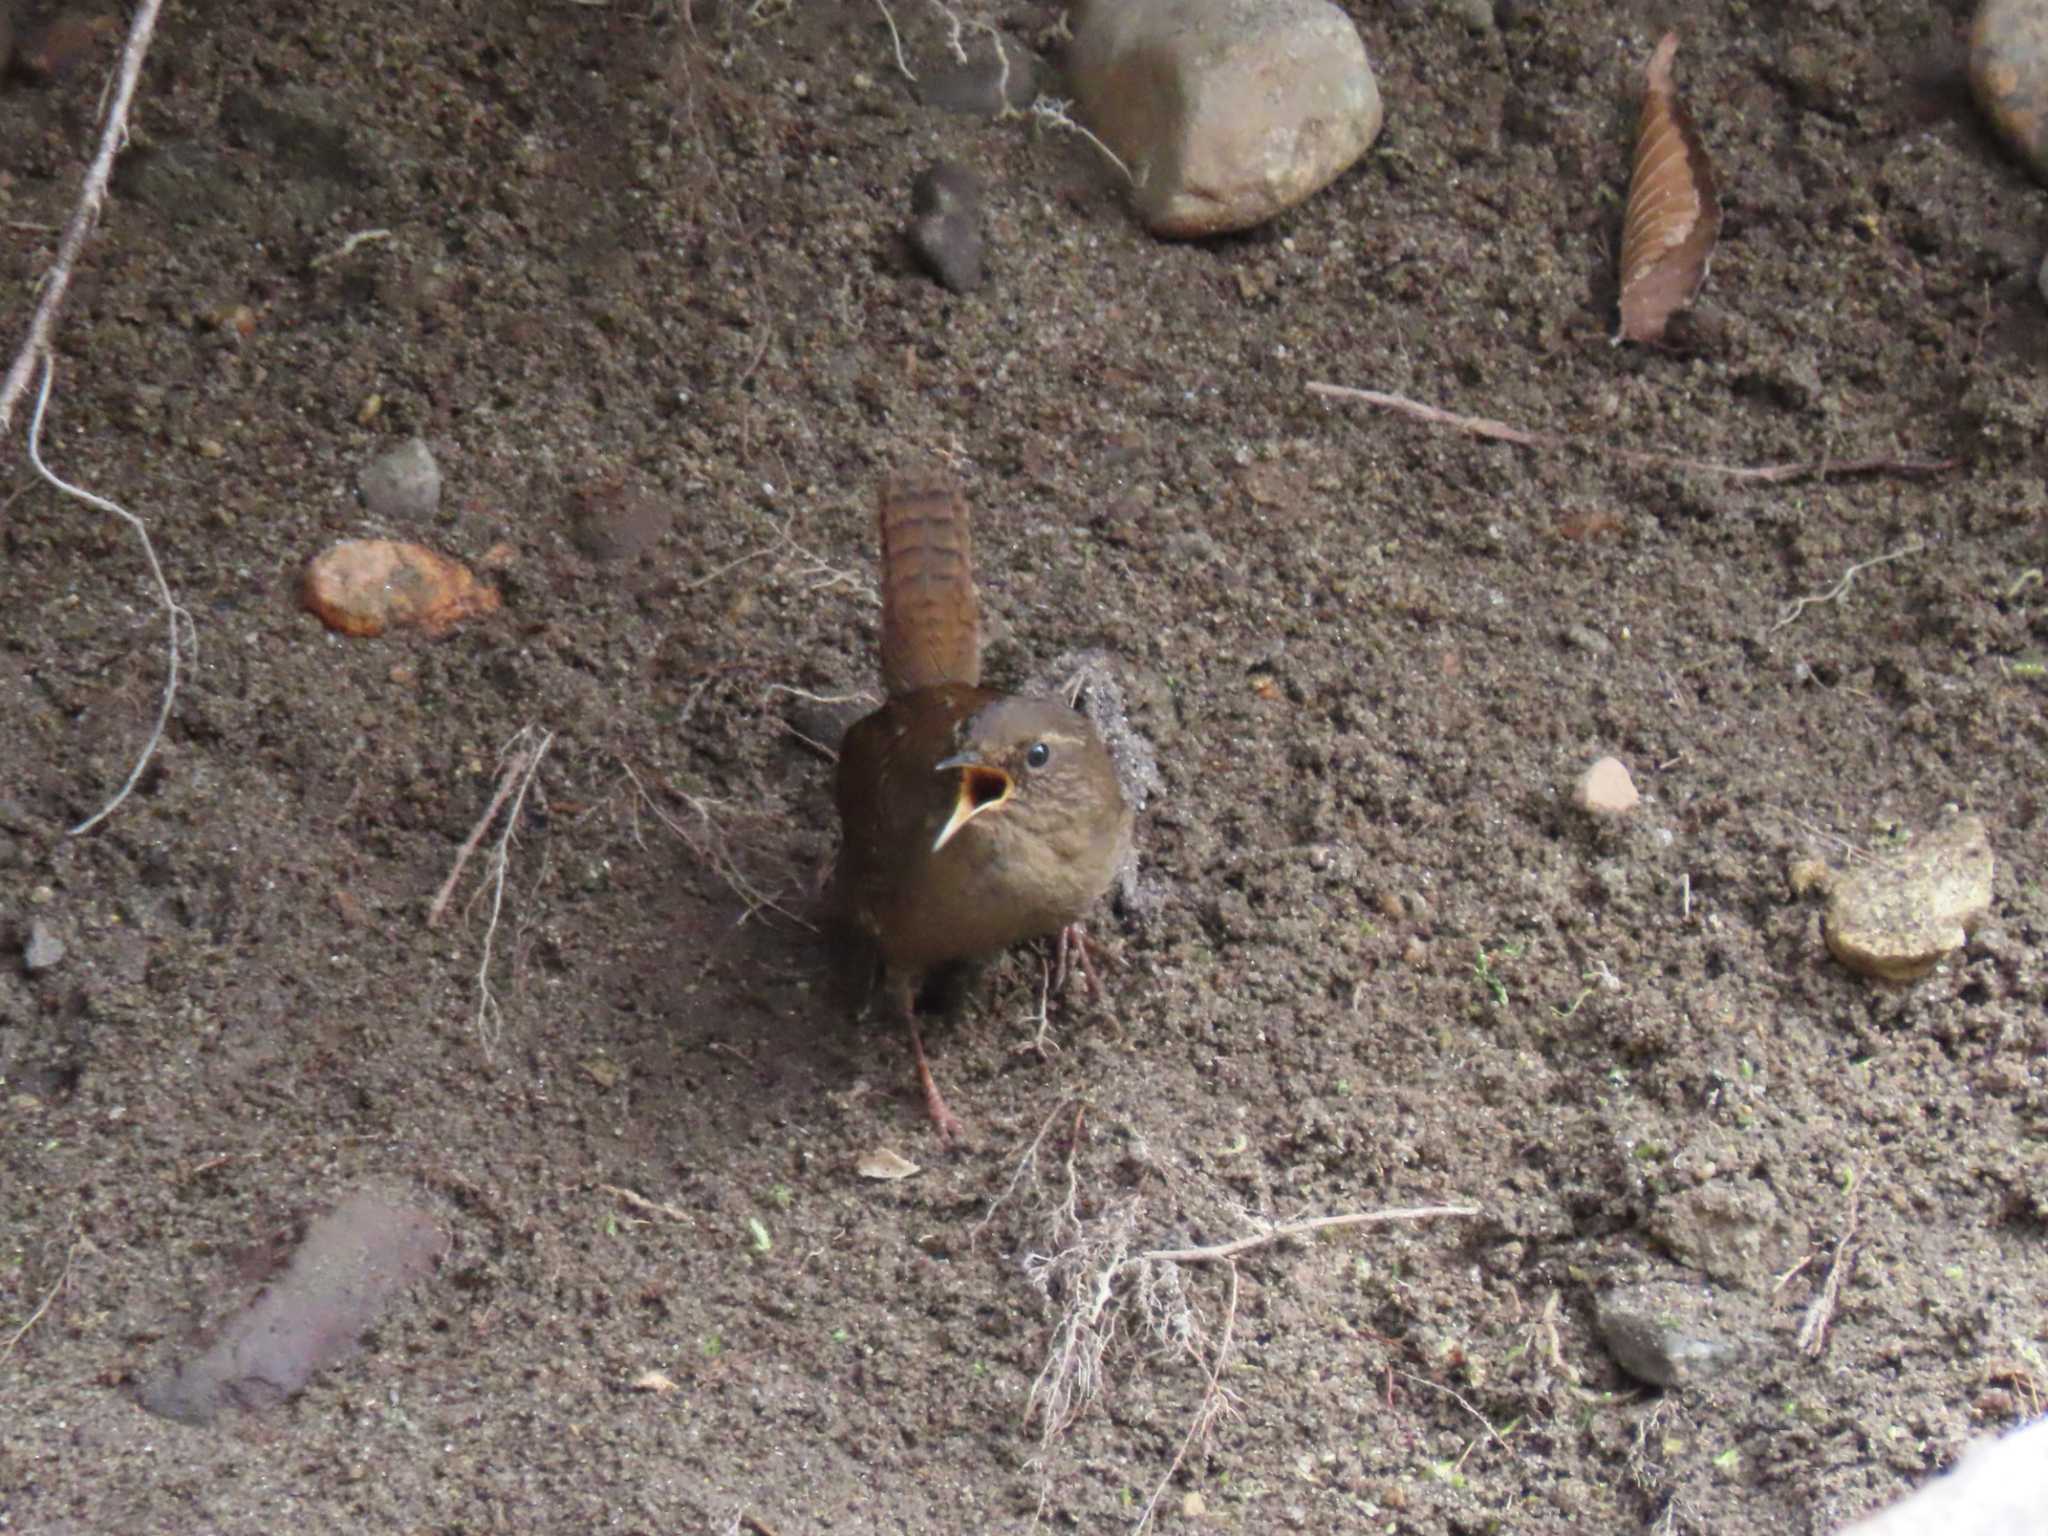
[1306,382,1957,485]
[1796,1171,1862,1358]
[28,361,195,837]
[1769,538,1925,632]
[3,1237,80,1357]
[1391,1368,1520,1460]
[0,0,165,435]
[1139,1204,1480,1265]
[427,735,545,927]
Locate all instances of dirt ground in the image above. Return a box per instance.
[2,0,2045,1531]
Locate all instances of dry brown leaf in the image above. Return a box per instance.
[1616,32,1721,346]
[630,1369,679,1394]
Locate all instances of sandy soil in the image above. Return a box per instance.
[3,1,2046,1532]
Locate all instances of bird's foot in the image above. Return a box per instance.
[1051,922,1107,999]
[909,1015,967,1143]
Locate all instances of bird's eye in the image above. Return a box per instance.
[1025,741,1052,770]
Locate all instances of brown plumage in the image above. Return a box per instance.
[833,469,1132,1139]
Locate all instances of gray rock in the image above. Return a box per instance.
[22,920,65,973]
[358,438,443,522]
[1067,0,1383,237]
[1596,1283,1747,1389]
[907,161,986,293]
[1440,0,1495,30]
[1840,1415,2048,1535]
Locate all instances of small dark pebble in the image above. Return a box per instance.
[908,161,986,294]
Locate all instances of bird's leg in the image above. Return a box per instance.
[1051,922,1105,999]
[908,1014,966,1143]
[891,970,965,1142]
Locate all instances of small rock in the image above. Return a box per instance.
[1563,623,1612,656]
[1067,0,1384,237]
[358,438,442,521]
[915,34,1041,117]
[1649,1181,1795,1292]
[1971,0,2048,182]
[907,161,986,293]
[568,482,673,562]
[22,921,65,973]
[302,540,500,638]
[1574,756,1639,817]
[1440,0,1494,30]
[1824,815,1995,982]
[1786,857,1833,898]
[1596,1283,1747,1389]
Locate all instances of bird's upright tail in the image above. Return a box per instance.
[877,466,981,695]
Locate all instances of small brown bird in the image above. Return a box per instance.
[832,468,1132,1139]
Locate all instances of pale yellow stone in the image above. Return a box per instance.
[1575,756,1639,817]
[1824,816,1994,981]
[1068,0,1383,237]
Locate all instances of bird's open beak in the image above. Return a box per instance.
[931,756,1014,852]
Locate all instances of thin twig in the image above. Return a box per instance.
[1139,1204,1480,1265]
[1391,1368,1521,1461]
[28,360,195,837]
[0,0,164,434]
[1131,1262,1240,1536]
[1305,383,1958,486]
[428,736,545,927]
[1797,1171,1862,1358]
[472,729,554,1058]
[1769,539,1925,632]
[308,227,394,270]
[4,1238,80,1357]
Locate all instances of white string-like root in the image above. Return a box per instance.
[1769,539,1925,633]
[469,728,554,1059]
[1138,1204,1480,1265]
[28,360,195,837]
[0,0,164,434]
[1130,1262,1240,1536]
[873,0,914,80]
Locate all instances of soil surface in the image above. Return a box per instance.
[3,2,2046,1533]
